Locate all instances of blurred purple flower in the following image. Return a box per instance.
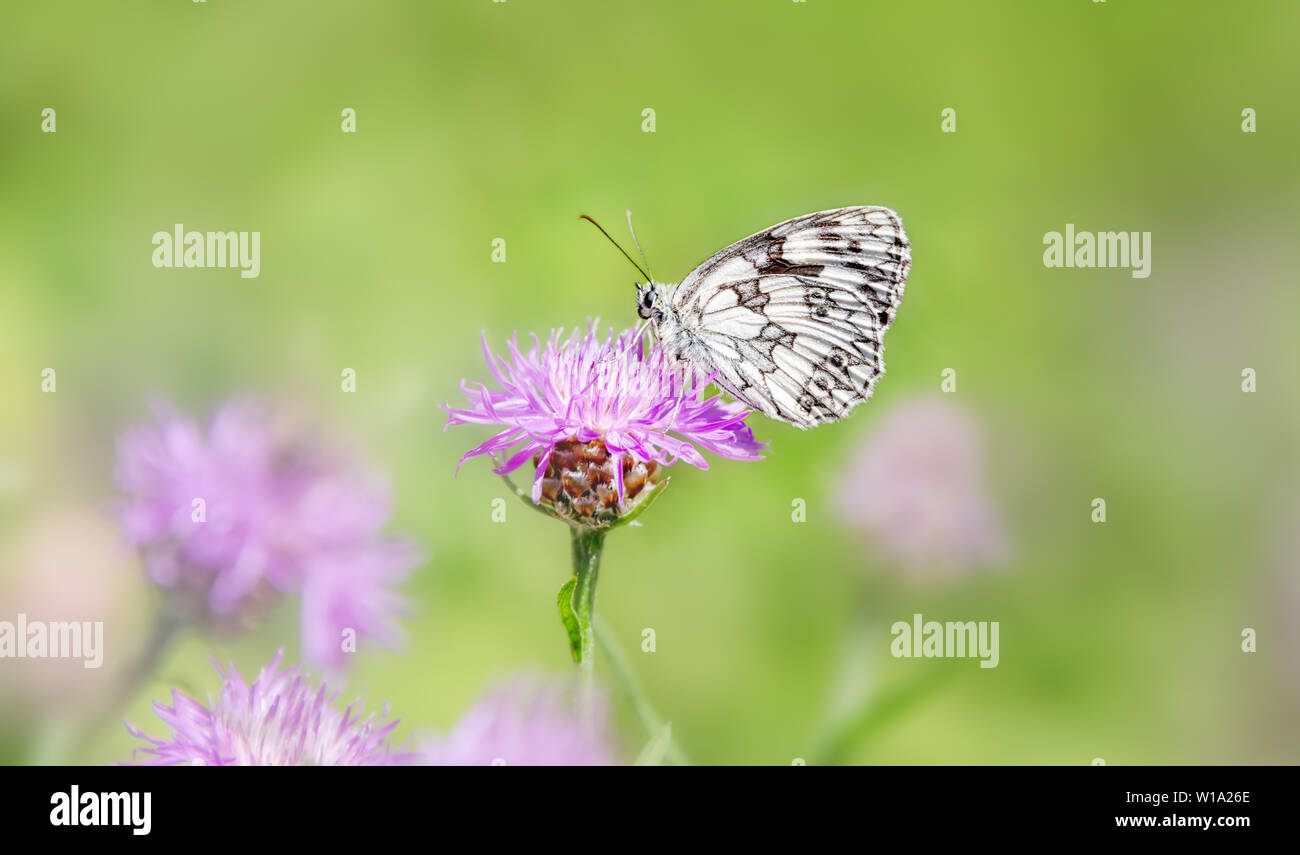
[125,651,410,765]
[444,323,765,508]
[115,397,423,665]
[423,676,615,766]
[835,396,1009,578]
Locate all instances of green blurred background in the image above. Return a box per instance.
[2,0,1298,765]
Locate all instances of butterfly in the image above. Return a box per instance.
[586,207,911,428]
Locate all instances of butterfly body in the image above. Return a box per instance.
[638,206,911,428]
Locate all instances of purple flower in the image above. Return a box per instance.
[423,676,615,766]
[445,323,764,524]
[125,651,411,765]
[835,396,1010,578]
[115,397,423,665]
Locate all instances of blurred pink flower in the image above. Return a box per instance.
[115,397,424,665]
[423,676,615,766]
[125,651,411,765]
[835,396,1009,578]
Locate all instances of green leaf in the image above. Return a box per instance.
[556,576,582,663]
[633,721,673,766]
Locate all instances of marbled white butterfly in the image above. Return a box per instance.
[587,207,911,428]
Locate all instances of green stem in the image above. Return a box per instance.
[594,616,690,766]
[570,527,603,667]
[569,526,604,731]
[808,661,961,765]
[71,607,182,760]
[563,526,687,764]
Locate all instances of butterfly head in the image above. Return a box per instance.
[636,281,664,322]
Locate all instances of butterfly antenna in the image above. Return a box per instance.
[580,214,651,282]
[626,210,655,283]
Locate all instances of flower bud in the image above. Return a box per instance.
[536,439,662,528]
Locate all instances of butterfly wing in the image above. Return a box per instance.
[669,206,911,427]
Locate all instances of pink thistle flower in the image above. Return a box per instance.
[445,323,764,526]
[835,396,1010,578]
[115,397,423,665]
[124,651,411,766]
[423,676,615,766]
